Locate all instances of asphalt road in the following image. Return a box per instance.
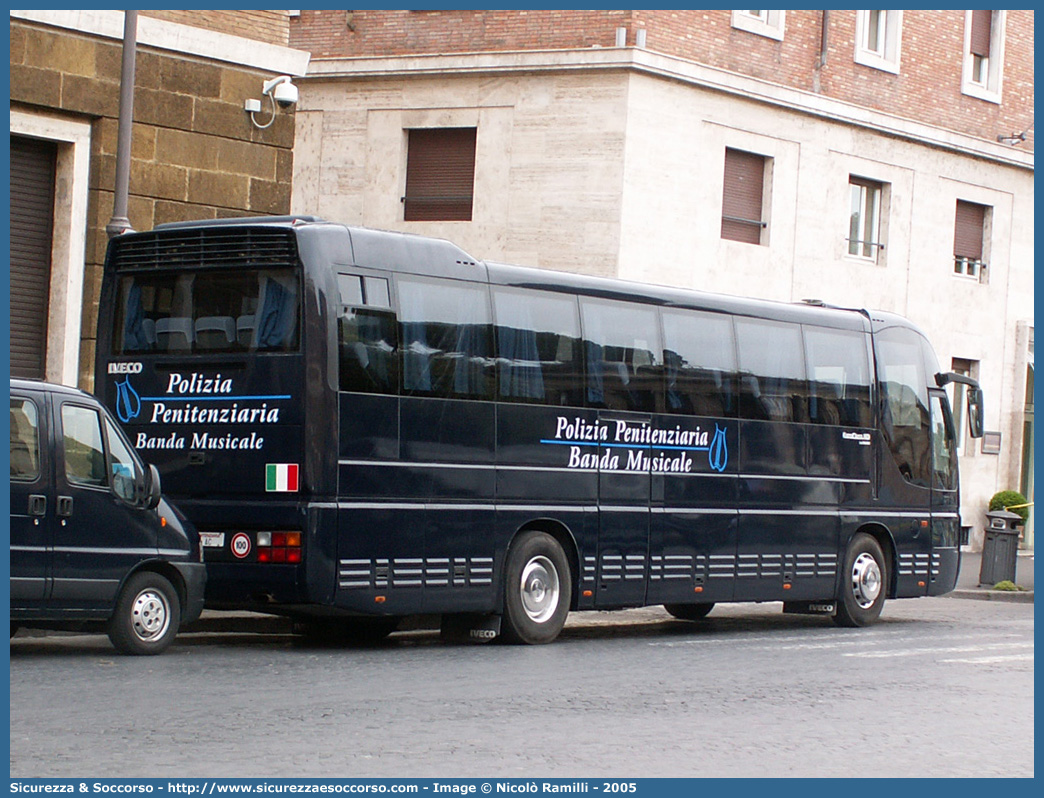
[9,597,1034,778]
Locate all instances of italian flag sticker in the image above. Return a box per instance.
[266,463,299,492]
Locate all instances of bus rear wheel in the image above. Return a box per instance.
[834,533,887,628]
[664,602,715,621]
[501,531,571,645]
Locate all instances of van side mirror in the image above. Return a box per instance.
[145,463,162,509]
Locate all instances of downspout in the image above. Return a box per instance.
[814,10,829,93]
[106,10,138,238]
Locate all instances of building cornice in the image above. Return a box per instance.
[305,47,1032,171]
[10,9,311,76]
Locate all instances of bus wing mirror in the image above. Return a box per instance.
[936,372,985,439]
[967,386,985,439]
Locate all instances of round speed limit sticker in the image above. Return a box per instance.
[230,532,252,559]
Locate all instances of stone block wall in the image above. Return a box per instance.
[10,16,299,388]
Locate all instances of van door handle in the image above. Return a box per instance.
[57,496,74,517]
[29,495,47,516]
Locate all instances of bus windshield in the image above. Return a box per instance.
[111,268,300,355]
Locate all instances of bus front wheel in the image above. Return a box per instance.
[834,533,887,628]
[501,532,571,645]
[664,602,715,621]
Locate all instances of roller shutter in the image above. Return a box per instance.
[10,135,57,379]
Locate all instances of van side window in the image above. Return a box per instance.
[10,398,40,481]
[104,418,139,502]
[61,405,107,487]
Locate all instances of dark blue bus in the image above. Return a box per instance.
[95,216,984,644]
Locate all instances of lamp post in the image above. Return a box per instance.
[106,10,138,239]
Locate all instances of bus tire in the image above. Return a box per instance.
[833,533,887,628]
[108,572,181,655]
[663,602,715,621]
[501,531,571,645]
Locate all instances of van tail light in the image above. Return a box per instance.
[256,531,302,564]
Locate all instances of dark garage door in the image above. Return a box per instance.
[10,135,57,379]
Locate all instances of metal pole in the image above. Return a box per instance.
[106,9,138,239]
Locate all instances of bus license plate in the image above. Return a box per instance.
[200,532,226,549]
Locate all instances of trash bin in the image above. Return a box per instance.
[978,510,1022,586]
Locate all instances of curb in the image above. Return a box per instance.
[949,588,1034,604]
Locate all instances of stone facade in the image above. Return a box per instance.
[289,10,1034,548]
[9,10,308,389]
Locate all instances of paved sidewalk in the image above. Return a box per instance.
[951,549,1034,604]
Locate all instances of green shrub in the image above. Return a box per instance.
[989,490,1030,524]
[992,580,1023,591]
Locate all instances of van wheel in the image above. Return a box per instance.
[501,532,571,645]
[664,602,715,621]
[108,572,181,655]
[834,533,887,628]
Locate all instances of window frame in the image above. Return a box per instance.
[953,200,990,282]
[402,127,478,222]
[847,176,885,263]
[721,148,769,246]
[730,10,786,41]
[961,10,1005,103]
[854,10,903,74]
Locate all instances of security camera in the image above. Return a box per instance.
[272,81,298,108]
[262,76,298,108]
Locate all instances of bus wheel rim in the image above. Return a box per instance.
[520,556,560,624]
[130,589,171,641]
[851,552,882,609]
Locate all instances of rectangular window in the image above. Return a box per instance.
[61,404,107,487]
[949,357,977,456]
[954,200,989,280]
[338,274,399,395]
[10,398,40,482]
[730,10,785,40]
[804,327,872,427]
[398,277,493,400]
[735,319,806,422]
[113,269,300,354]
[580,299,662,412]
[847,177,884,261]
[721,148,767,245]
[854,10,903,73]
[492,287,584,407]
[662,309,736,417]
[403,128,477,222]
[962,10,1004,102]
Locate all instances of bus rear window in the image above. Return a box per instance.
[111,269,300,355]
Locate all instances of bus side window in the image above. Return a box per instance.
[876,327,932,487]
[735,319,807,422]
[338,274,399,395]
[662,309,736,418]
[580,299,662,413]
[492,287,583,407]
[398,277,495,401]
[803,327,872,427]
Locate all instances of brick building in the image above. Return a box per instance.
[9,10,309,389]
[287,10,1034,549]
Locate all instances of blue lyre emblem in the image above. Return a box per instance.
[708,424,728,472]
[115,378,141,423]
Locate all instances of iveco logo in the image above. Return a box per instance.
[108,362,143,374]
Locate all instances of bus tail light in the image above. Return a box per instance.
[256,531,302,564]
